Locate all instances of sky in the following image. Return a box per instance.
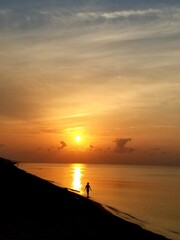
[0,0,180,164]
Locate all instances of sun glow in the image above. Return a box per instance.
[75,135,81,142]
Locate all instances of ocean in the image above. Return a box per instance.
[18,163,180,240]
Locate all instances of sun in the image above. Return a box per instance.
[75,135,81,143]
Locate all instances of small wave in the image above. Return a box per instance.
[169,230,180,235]
[167,229,180,239]
[104,204,146,225]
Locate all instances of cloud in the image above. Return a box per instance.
[114,138,134,153]
[77,8,162,21]
[102,9,162,18]
[0,144,5,148]
[59,141,67,149]
[1,7,180,34]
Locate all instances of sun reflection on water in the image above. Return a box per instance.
[72,164,83,192]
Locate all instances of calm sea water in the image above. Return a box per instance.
[18,163,180,240]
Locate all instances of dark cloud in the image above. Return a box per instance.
[151,147,160,151]
[148,149,170,157]
[87,144,94,152]
[36,147,42,151]
[114,138,134,153]
[59,141,67,150]
[160,151,169,155]
[0,144,5,148]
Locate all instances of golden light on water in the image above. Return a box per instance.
[72,164,83,192]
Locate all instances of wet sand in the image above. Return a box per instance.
[0,157,170,240]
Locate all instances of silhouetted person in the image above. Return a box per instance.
[85,182,92,197]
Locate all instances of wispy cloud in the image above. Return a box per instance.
[1,7,180,32]
[77,8,162,20]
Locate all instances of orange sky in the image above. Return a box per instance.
[0,1,180,165]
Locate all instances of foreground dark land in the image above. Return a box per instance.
[0,157,169,240]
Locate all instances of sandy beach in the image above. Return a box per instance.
[0,157,170,240]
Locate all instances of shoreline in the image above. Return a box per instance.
[0,157,170,239]
[103,204,170,239]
